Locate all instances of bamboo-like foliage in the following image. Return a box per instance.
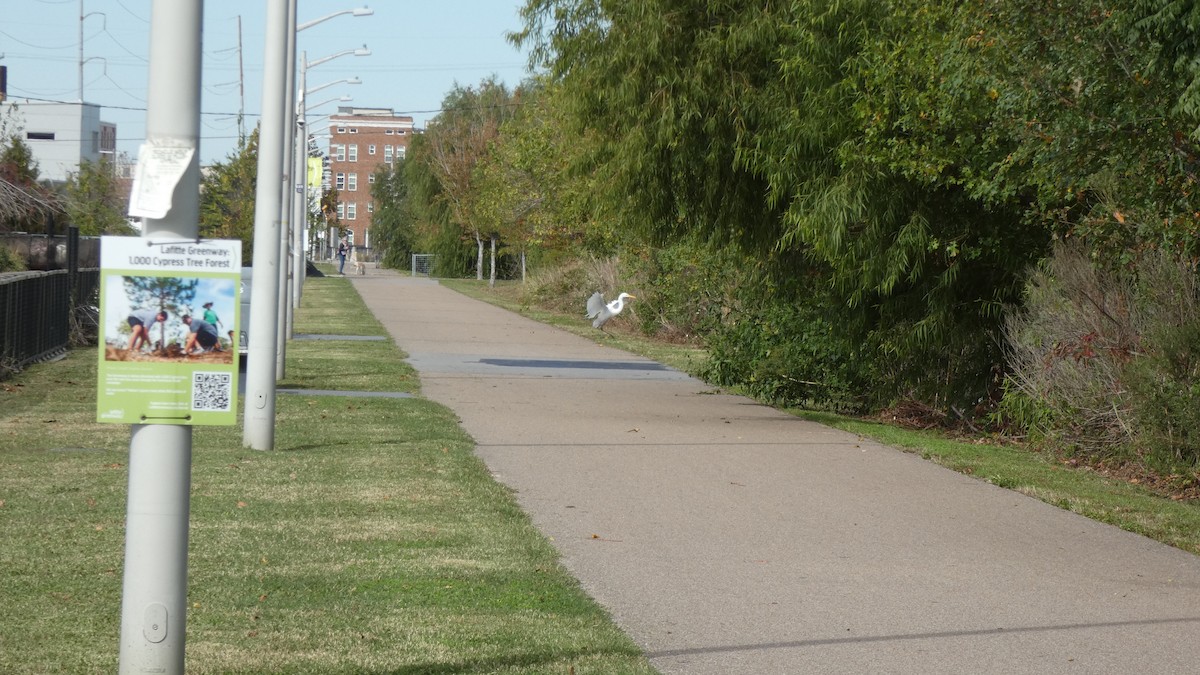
[513,0,1200,407]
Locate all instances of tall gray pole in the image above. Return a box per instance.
[293,55,308,309]
[243,0,294,451]
[276,0,297,372]
[278,0,298,369]
[117,1,201,672]
[78,0,84,101]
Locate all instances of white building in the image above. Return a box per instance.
[0,100,116,184]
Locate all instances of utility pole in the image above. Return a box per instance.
[237,16,245,142]
[117,1,202,672]
[78,0,83,100]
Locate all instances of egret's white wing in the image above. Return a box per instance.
[585,292,606,319]
[592,307,614,328]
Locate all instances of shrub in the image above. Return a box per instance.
[702,282,872,413]
[999,242,1200,469]
[0,244,27,273]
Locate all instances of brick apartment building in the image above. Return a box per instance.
[325,107,415,248]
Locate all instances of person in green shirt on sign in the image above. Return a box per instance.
[201,302,223,331]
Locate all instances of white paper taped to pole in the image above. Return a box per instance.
[128,139,195,219]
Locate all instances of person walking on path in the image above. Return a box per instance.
[337,240,348,275]
[181,314,222,354]
[127,308,168,352]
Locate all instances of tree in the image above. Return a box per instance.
[64,158,134,236]
[0,135,40,188]
[370,160,417,269]
[422,78,520,279]
[0,120,59,233]
[199,128,259,259]
[474,78,613,280]
[122,276,199,349]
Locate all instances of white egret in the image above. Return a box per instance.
[586,292,636,330]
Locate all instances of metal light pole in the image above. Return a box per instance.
[244,2,370,451]
[117,1,201,672]
[294,94,352,297]
[289,7,372,312]
[295,64,365,303]
[242,0,294,451]
[277,0,297,371]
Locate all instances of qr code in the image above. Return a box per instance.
[192,371,232,412]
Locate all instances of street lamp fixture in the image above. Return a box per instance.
[298,6,373,32]
[306,76,362,97]
[306,95,352,113]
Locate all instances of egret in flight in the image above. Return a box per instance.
[586,292,636,330]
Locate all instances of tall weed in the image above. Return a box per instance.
[1000,242,1200,469]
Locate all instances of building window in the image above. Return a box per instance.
[26,132,55,140]
[348,173,358,192]
[397,130,407,135]
[337,202,345,219]
[367,202,374,213]
[348,144,358,162]
[383,146,393,163]
[335,145,346,162]
[336,126,346,133]
[397,146,407,159]
[349,127,358,134]
[385,129,394,135]
[336,173,345,190]
[368,144,376,155]
[367,173,376,184]
[347,202,357,220]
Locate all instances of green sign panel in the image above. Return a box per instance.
[96,236,242,425]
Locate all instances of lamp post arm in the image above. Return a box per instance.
[298,6,373,32]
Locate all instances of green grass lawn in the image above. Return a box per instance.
[440,277,1200,557]
[0,273,654,674]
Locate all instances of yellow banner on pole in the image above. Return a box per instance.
[307,157,323,189]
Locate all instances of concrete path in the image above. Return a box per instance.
[351,270,1200,674]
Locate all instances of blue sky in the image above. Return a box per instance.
[2,0,535,165]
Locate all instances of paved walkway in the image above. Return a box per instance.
[350,269,1200,674]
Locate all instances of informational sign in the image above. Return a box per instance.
[96,236,242,425]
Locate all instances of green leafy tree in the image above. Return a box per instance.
[64,158,134,235]
[423,77,520,279]
[475,78,613,278]
[370,160,417,269]
[402,133,472,276]
[0,135,40,188]
[199,128,259,259]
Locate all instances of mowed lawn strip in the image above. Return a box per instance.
[0,273,655,674]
